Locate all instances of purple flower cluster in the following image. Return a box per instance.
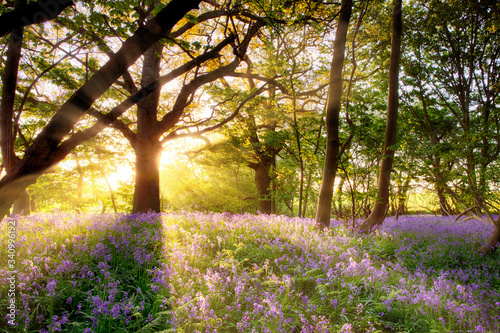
[0,212,163,331]
[158,212,500,332]
[1,211,498,332]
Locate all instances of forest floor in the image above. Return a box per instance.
[1,212,499,332]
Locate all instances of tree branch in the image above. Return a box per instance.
[86,108,137,145]
[0,0,203,220]
[53,33,235,159]
[225,72,329,97]
[161,83,268,144]
[158,20,265,132]
[0,0,74,38]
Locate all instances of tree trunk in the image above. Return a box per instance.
[396,175,410,217]
[95,144,118,213]
[133,140,162,213]
[271,171,277,214]
[291,86,304,217]
[132,42,163,213]
[0,0,27,215]
[0,0,201,220]
[102,169,118,213]
[302,171,313,217]
[481,223,500,254]
[436,183,450,216]
[432,156,453,216]
[315,0,352,229]
[360,0,402,232]
[75,155,84,202]
[253,162,272,214]
[0,28,22,172]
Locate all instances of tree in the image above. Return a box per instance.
[359,0,402,231]
[0,0,30,214]
[116,10,265,213]
[400,0,500,251]
[319,0,392,223]
[315,0,352,229]
[199,18,331,215]
[206,72,284,214]
[46,0,251,214]
[0,0,202,220]
[399,67,459,215]
[155,0,336,215]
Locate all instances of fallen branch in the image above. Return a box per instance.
[454,205,479,221]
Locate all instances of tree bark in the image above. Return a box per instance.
[253,162,273,214]
[0,0,74,38]
[0,27,22,172]
[315,0,352,229]
[302,171,312,217]
[359,0,402,232]
[481,223,500,254]
[0,0,201,221]
[0,0,30,215]
[133,140,162,213]
[435,179,451,216]
[132,42,163,213]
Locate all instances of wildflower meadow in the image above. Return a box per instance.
[1,212,499,332]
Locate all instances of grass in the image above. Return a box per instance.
[0,212,499,332]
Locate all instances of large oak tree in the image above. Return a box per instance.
[0,0,202,220]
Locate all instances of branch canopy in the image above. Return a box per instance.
[0,0,202,220]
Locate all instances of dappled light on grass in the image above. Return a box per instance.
[1,212,499,332]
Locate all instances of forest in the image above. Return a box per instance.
[0,0,499,332]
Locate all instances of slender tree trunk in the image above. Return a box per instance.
[296,130,304,217]
[396,175,410,217]
[291,84,304,217]
[102,170,118,213]
[271,154,277,214]
[95,144,118,213]
[432,156,452,216]
[315,0,352,229]
[271,174,277,214]
[360,0,402,231]
[133,42,163,213]
[302,171,313,217]
[0,0,200,220]
[0,24,22,172]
